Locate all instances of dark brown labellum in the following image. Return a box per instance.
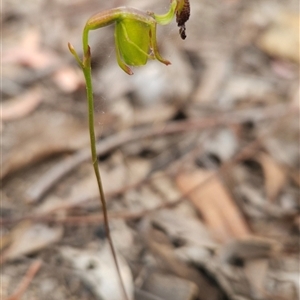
[179,25,186,40]
[176,0,190,39]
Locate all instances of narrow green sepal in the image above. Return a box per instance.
[153,0,177,25]
[68,42,84,68]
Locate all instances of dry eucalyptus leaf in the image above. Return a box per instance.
[258,152,287,202]
[1,87,42,121]
[176,170,250,242]
[0,221,34,255]
[257,12,300,63]
[2,221,63,262]
[1,111,90,179]
[60,244,134,300]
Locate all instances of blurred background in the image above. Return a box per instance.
[1,0,299,299]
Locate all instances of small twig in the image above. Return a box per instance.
[5,260,42,300]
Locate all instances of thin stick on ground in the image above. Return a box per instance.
[5,260,42,300]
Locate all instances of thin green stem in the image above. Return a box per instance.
[82,26,89,55]
[81,34,129,300]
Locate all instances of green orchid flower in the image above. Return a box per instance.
[70,0,190,74]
